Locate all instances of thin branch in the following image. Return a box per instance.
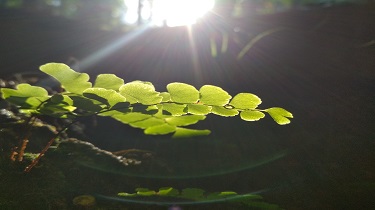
[24,120,78,173]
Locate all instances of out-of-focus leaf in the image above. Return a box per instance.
[111,112,151,124]
[172,128,211,138]
[135,188,156,196]
[165,115,206,126]
[158,187,179,196]
[1,84,49,108]
[129,117,165,129]
[181,188,205,200]
[144,124,176,135]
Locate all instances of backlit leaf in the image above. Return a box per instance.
[167,82,199,103]
[160,92,171,102]
[162,103,187,116]
[211,106,238,117]
[69,95,102,113]
[129,117,165,129]
[199,85,231,106]
[165,115,206,126]
[144,124,176,135]
[83,88,126,107]
[119,81,162,105]
[1,84,49,108]
[265,107,293,125]
[39,63,92,94]
[230,93,261,109]
[187,104,212,115]
[240,110,265,121]
[111,112,151,124]
[172,128,211,138]
[94,74,124,90]
[158,187,179,196]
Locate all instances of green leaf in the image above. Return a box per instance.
[240,110,265,121]
[230,93,261,109]
[158,187,179,196]
[129,117,165,129]
[39,63,92,94]
[199,85,231,106]
[181,188,205,200]
[165,115,206,126]
[135,188,156,196]
[69,95,102,113]
[160,92,171,102]
[162,103,187,116]
[265,107,293,125]
[144,124,176,135]
[111,112,151,124]
[50,94,73,105]
[172,128,211,138]
[94,74,124,90]
[219,191,238,196]
[187,104,212,115]
[211,106,238,117]
[119,81,162,105]
[1,84,49,108]
[117,192,136,197]
[83,88,126,107]
[167,82,199,103]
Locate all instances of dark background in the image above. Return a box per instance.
[1,0,375,209]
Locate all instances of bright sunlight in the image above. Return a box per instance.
[124,0,215,27]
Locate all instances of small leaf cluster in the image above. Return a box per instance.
[0,63,292,137]
[117,187,282,209]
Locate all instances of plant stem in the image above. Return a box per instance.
[24,120,77,173]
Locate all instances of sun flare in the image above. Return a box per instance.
[124,0,215,27]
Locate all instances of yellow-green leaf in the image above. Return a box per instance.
[265,107,293,125]
[1,84,49,108]
[144,124,176,135]
[94,74,124,91]
[83,88,126,107]
[172,128,211,138]
[165,115,206,126]
[199,85,231,106]
[230,93,261,109]
[240,110,265,121]
[187,104,212,115]
[111,112,151,124]
[167,82,199,103]
[129,117,165,129]
[39,63,92,94]
[162,103,187,116]
[119,81,162,105]
[211,106,238,117]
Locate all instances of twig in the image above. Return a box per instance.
[24,120,77,173]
